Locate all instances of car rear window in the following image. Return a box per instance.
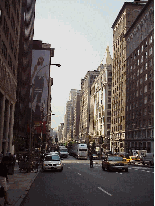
[44,155,60,161]
[108,156,123,161]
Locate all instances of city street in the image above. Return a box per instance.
[20,156,154,206]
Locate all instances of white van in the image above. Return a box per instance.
[142,153,154,166]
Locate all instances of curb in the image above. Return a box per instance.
[13,168,41,206]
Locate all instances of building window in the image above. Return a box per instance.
[149,59,152,67]
[149,47,152,56]
[145,52,148,59]
[138,59,139,65]
[138,49,139,55]
[145,74,147,81]
[144,96,147,104]
[0,7,2,25]
[140,67,143,74]
[141,56,143,63]
[141,45,143,52]
[140,78,143,84]
[137,69,139,76]
[145,63,148,70]
[144,85,147,93]
[149,36,152,44]
[108,104,111,109]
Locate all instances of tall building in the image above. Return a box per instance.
[68,89,78,140]
[64,101,72,142]
[79,70,100,143]
[124,0,154,153]
[111,1,145,154]
[14,0,36,152]
[73,90,81,140]
[0,1,22,154]
[90,46,112,150]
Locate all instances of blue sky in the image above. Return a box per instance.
[33,0,133,130]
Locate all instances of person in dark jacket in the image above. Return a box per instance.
[90,153,93,168]
[0,157,11,205]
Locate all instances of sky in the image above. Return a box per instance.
[33,0,133,130]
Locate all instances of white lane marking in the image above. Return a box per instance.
[98,187,112,196]
[116,172,118,173]
[120,173,122,175]
[68,167,70,169]
[78,173,81,175]
[142,170,145,172]
[77,162,79,163]
[146,171,150,173]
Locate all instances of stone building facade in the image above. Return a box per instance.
[79,70,100,143]
[90,46,112,150]
[124,0,154,153]
[68,89,78,140]
[64,100,72,142]
[0,1,22,154]
[14,0,36,152]
[111,1,145,154]
[73,90,81,140]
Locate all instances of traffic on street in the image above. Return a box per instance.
[20,154,154,206]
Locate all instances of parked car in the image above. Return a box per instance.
[142,153,154,166]
[102,155,128,172]
[42,154,63,172]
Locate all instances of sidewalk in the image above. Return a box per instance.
[0,162,40,206]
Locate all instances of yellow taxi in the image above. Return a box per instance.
[125,156,140,164]
[102,155,128,172]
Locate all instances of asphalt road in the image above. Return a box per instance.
[20,156,154,206]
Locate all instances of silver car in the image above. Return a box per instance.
[42,154,63,172]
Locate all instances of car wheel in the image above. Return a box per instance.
[59,167,63,172]
[125,168,128,172]
[107,166,111,172]
[142,161,145,165]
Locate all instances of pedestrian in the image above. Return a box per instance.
[90,153,93,168]
[0,157,11,205]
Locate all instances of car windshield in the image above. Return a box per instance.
[107,156,123,161]
[44,155,60,161]
[60,149,67,152]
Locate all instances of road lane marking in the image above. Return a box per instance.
[120,173,122,175]
[78,173,81,175]
[98,187,112,196]
[146,171,150,173]
[68,167,70,169]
